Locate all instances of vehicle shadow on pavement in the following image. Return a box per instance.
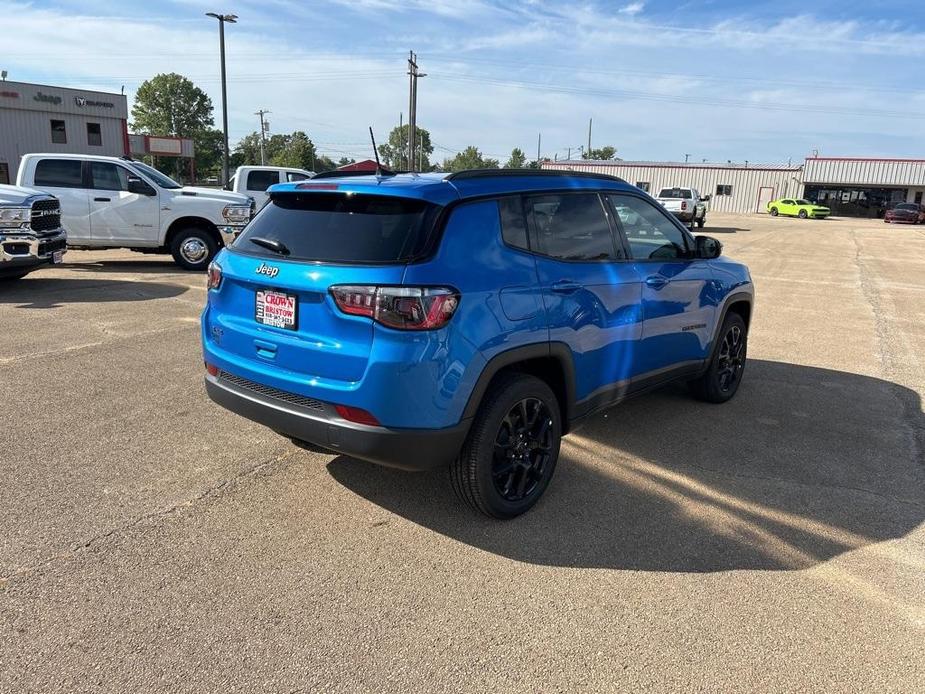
[703,226,745,234]
[0,276,188,309]
[66,259,186,275]
[328,359,925,572]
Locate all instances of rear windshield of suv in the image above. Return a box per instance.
[234,192,440,264]
[658,188,692,199]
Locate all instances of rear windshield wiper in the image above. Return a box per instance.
[248,236,291,256]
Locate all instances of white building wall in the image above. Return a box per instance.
[542,160,803,214]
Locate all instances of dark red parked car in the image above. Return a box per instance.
[884,202,925,224]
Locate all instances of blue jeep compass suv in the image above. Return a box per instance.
[202,169,753,518]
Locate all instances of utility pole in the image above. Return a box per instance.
[684,153,690,163]
[398,112,403,169]
[407,51,426,172]
[537,133,541,164]
[206,12,238,186]
[255,109,270,165]
[587,118,592,159]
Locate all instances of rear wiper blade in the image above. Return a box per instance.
[249,236,290,255]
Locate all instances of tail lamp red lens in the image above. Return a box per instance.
[330,285,460,330]
[205,362,219,376]
[206,261,223,290]
[681,201,688,211]
[334,404,380,426]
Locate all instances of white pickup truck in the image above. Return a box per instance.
[17,153,254,270]
[227,165,314,207]
[655,186,708,229]
[0,183,67,280]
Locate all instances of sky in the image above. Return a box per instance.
[2,0,925,164]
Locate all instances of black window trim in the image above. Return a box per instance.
[604,191,696,262]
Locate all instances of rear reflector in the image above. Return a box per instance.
[205,362,219,376]
[335,404,380,426]
[295,183,340,190]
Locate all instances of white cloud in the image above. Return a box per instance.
[619,2,645,16]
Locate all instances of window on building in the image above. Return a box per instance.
[526,193,619,261]
[607,194,689,261]
[50,120,67,144]
[635,181,650,193]
[247,169,280,191]
[498,196,528,250]
[34,159,83,188]
[0,163,9,185]
[716,184,733,196]
[87,123,102,147]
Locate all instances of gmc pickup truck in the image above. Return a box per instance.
[656,186,708,229]
[17,154,254,270]
[0,183,67,281]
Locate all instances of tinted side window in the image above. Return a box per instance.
[608,194,689,260]
[498,196,528,250]
[34,159,83,188]
[286,172,310,182]
[247,170,280,191]
[526,193,618,261]
[90,162,130,191]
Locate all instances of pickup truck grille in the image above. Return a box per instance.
[218,370,325,412]
[30,199,61,232]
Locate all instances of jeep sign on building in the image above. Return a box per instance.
[0,80,128,184]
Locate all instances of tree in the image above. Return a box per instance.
[193,128,224,179]
[581,145,618,161]
[337,157,356,167]
[131,73,214,137]
[377,124,433,170]
[505,148,527,169]
[270,131,317,170]
[441,146,500,172]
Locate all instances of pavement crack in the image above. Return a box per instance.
[0,449,295,587]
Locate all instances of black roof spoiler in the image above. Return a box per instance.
[445,168,626,183]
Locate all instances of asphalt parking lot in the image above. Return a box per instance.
[1,212,923,692]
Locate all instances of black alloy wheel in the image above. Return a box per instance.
[491,397,555,502]
[799,209,808,219]
[715,322,746,394]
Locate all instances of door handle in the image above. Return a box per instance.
[645,275,669,289]
[93,197,111,202]
[551,280,581,294]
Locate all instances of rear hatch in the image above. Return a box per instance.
[207,190,441,383]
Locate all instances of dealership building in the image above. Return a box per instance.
[544,156,925,218]
[0,80,129,184]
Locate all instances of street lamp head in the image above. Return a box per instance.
[206,12,238,22]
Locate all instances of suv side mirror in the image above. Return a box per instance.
[695,235,722,259]
[127,176,156,196]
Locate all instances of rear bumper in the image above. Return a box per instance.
[205,371,471,471]
[668,210,695,222]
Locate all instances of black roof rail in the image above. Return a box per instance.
[445,168,626,183]
[311,168,399,180]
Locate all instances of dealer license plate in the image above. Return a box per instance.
[52,250,64,264]
[255,289,297,330]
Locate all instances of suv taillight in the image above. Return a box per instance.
[681,201,688,210]
[207,261,222,290]
[330,285,460,330]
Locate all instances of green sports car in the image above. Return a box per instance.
[767,198,830,219]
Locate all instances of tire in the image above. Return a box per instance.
[798,209,808,219]
[451,373,562,519]
[690,312,748,404]
[170,227,218,271]
[697,217,706,229]
[769,207,778,216]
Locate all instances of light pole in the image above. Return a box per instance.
[206,12,237,186]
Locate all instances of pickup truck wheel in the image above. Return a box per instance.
[451,373,562,519]
[690,312,747,403]
[697,217,706,229]
[770,207,778,216]
[170,227,217,271]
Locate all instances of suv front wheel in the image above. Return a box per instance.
[451,373,562,518]
[690,312,747,403]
